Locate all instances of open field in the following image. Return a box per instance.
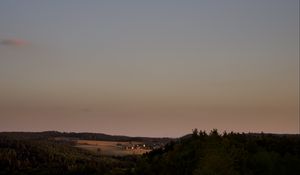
[75,140,151,156]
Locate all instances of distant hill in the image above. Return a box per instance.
[0,131,172,144]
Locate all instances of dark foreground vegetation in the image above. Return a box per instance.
[1,130,299,175]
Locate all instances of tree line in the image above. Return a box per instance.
[134,129,300,175]
[1,130,299,175]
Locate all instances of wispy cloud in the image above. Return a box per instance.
[0,38,28,46]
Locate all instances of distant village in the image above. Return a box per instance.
[53,136,166,153]
[116,142,164,150]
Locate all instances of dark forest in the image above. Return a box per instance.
[1,130,299,175]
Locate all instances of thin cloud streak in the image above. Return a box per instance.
[0,38,28,46]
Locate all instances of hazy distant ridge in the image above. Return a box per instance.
[0,131,172,143]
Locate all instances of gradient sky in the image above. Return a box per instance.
[0,0,299,137]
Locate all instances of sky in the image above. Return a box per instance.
[0,0,299,137]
